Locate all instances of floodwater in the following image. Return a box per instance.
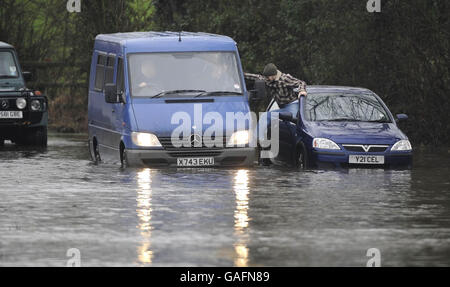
[0,134,449,267]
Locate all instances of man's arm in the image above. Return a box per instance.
[244,72,265,82]
[284,73,307,96]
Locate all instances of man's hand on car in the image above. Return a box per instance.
[299,90,307,97]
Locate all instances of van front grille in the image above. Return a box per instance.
[168,150,223,157]
[159,136,228,150]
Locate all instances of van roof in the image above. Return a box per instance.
[0,41,14,49]
[95,31,237,53]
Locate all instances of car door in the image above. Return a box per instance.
[267,100,296,164]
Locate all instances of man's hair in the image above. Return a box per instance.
[262,63,278,77]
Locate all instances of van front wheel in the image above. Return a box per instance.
[92,139,101,164]
[120,145,128,168]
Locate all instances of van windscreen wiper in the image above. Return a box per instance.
[0,75,18,79]
[195,91,243,98]
[151,89,206,98]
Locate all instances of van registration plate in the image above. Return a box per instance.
[349,155,384,164]
[0,111,23,119]
[177,157,215,167]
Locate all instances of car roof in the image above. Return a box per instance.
[307,85,374,94]
[95,31,236,50]
[0,41,14,49]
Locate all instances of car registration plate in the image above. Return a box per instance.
[349,155,384,164]
[0,111,23,119]
[177,157,215,167]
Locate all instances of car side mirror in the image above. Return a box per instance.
[105,83,119,103]
[396,114,408,122]
[22,71,33,82]
[279,111,298,124]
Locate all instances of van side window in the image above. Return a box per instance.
[105,55,115,85]
[116,58,124,94]
[94,54,106,91]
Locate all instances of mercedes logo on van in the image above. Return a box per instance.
[1,100,9,109]
[190,134,202,148]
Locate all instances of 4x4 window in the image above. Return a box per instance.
[0,51,19,78]
[94,54,106,91]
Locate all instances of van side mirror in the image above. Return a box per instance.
[279,111,297,124]
[248,79,266,104]
[105,83,119,103]
[22,71,33,82]
[396,114,408,122]
[248,90,262,104]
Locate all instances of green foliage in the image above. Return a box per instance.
[0,0,448,145]
[153,0,449,146]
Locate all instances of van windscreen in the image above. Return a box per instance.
[128,52,242,98]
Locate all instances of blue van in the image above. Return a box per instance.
[88,32,259,167]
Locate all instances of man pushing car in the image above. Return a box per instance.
[245,63,307,106]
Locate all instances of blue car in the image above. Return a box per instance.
[263,85,412,169]
[88,32,260,167]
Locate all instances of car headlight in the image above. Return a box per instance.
[16,98,27,109]
[313,138,341,150]
[391,140,412,151]
[31,100,41,111]
[131,132,162,147]
[228,130,250,146]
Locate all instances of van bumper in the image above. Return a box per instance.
[125,147,257,167]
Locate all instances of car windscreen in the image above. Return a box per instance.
[128,52,243,97]
[0,51,19,79]
[304,93,391,122]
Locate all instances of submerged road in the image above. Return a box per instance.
[0,134,449,266]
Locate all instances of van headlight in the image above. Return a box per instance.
[228,130,250,146]
[391,140,412,151]
[16,98,27,109]
[131,132,162,147]
[313,138,341,150]
[31,100,41,111]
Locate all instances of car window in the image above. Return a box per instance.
[305,93,391,122]
[94,54,106,91]
[128,52,242,97]
[0,51,19,78]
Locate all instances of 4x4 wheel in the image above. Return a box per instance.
[33,127,47,147]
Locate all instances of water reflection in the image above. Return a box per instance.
[233,169,250,267]
[136,168,153,265]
